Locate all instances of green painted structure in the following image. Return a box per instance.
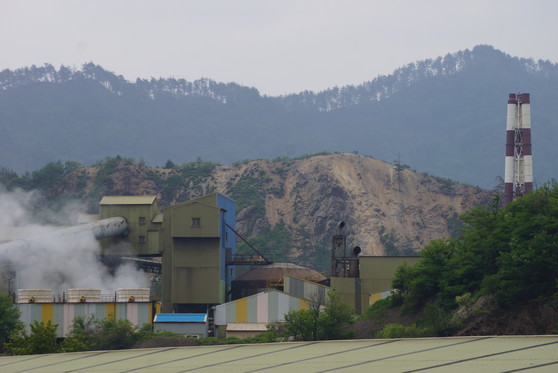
[330,256,421,314]
[99,196,162,256]
[161,193,236,313]
[98,192,236,313]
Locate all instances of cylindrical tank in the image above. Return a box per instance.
[0,217,128,261]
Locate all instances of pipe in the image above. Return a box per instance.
[0,217,128,261]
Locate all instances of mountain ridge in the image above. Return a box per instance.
[1,45,557,188]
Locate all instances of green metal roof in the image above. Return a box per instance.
[0,336,556,372]
[99,196,157,205]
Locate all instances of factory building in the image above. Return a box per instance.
[16,288,154,338]
[330,256,420,314]
[99,195,163,256]
[153,313,209,338]
[214,289,312,338]
[161,193,236,313]
[2,192,421,338]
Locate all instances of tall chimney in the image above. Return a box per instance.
[504,93,533,205]
[504,93,517,205]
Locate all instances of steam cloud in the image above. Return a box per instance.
[0,185,149,294]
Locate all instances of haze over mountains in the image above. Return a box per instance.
[1,45,557,188]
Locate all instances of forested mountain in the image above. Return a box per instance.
[1,45,557,188]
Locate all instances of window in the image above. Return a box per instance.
[138,235,146,243]
[138,217,146,225]
[191,218,201,228]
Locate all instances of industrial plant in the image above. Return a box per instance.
[0,93,535,339]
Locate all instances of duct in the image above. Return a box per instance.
[0,217,128,261]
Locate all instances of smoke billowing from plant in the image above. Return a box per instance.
[0,186,149,293]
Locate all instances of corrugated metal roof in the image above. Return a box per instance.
[154,313,207,323]
[151,213,163,223]
[0,336,556,372]
[99,195,157,205]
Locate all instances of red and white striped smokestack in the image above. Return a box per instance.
[504,93,517,205]
[518,93,533,195]
[504,93,533,205]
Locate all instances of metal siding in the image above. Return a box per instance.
[236,297,247,323]
[360,279,391,295]
[359,257,420,281]
[95,304,105,320]
[18,304,30,333]
[106,303,117,318]
[41,303,53,323]
[288,294,298,312]
[147,231,160,254]
[116,303,127,319]
[257,292,268,323]
[171,237,221,304]
[226,301,236,323]
[63,304,74,336]
[219,280,225,303]
[171,202,220,238]
[214,305,225,325]
[330,277,356,310]
[126,303,138,325]
[305,284,327,303]
[172,238,220,267]
[30,304,42,325]
[247,294,258,323]
[17,303,152,338]
[218,194,236,285]
[52,304,64,337]
[268,292,280,322]
[277,293,291,322]
[173,267,220,304]
[154,322,207,336]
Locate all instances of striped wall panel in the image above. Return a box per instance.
[17,302,153,338]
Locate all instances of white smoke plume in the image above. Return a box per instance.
[0,185,149,294]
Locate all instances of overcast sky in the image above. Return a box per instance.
[1,0,557,96]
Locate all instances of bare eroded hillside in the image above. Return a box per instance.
[71,154,492,262]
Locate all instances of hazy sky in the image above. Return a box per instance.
[1,0,557,95]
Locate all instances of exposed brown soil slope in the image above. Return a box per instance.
[69,153,492,257]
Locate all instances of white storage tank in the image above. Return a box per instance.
[17,289,52,303]
[67,288,101,303]
[116,288,150,302]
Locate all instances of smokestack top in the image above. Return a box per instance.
[508,93,517,104]
[518,93,530,104]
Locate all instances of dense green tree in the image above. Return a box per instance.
[0,295,21,348]
[283,309,315,341]
[317,291,355,340]
[63,315,141,352]
[283,291,354,341]
[392,182,558,312]
[6,320,59,355]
